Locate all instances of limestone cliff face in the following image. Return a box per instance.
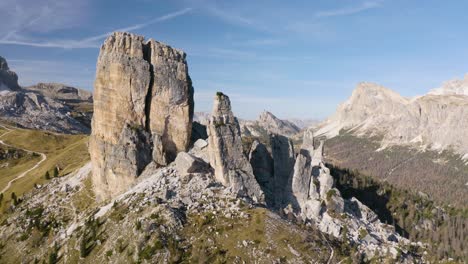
[207,92,264,203]
[90,32,193,201]
[316,81,468,157]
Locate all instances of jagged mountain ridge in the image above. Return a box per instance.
[0,56,93,134]
[240,111,301,138]
[317,80,468,158]
[196,110,310,138]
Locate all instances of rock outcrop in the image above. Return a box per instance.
[270,133,295,208]
[25,83,92,102]
[89,32,194,200]
[0,56,21,92]
[207,92,264,203]
[288,129,408,256]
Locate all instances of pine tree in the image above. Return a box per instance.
[80,235,88,258]
[53,167,59,178]
[45,171,50,180]
[11,192,17,206]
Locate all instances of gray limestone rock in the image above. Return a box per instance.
[207,92,264,203]
[90,32,194,200]
[174,152,210,176]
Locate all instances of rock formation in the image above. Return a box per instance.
[240,111,301,138]
[270,133,295,208]
[248,140,274,206]
[0,56,21,92]
[291,130,341,218]
[207,92,264,203]
[429,74,468,96]
[316,81,468,157]
[89,32,194,200]
[25,83,93,102]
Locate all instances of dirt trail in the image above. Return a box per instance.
[0,125,47,193]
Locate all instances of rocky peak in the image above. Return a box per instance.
[89,32,194,201]
[428,74,468,96]
[240,110,301,138]
[207,92,264,203]
[212,92,234,119]
[258,110,280,124]
[350,82,408,105]
[317,79,468,156]
[0,56,21,91]
[0,56,9,70]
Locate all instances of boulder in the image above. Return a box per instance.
[207,92,264,203]
[189,139,210,163]
[174,152,210,176]
[89,32,194,200]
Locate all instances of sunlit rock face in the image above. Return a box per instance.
[90,32,193,201]
[207,92,265,203]
[317,81,468,157]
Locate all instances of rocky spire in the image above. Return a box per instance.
[0,56,21,91]
[270,133,295,208]
[207,92,264,203]
[89,32,194,201]
[249,140,274,206]
[290,129,343,221]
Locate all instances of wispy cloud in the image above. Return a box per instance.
[315,0,384,18]
[0,8,192,49]
[0,0,89,36]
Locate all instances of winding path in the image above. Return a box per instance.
[0,125,47,193]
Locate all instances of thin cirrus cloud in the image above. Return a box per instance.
[314,0,384,18]
[0,8,193,49]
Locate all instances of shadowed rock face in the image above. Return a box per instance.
[0,56,21,91]
[270,133,295,208]
[249,140,274,206]
[90,32,194,201]
[207,92,264,203]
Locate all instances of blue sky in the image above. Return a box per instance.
[2,0,468,119]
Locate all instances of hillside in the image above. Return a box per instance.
[0,123,89,212]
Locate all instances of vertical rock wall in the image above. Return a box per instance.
[90,32,193,201]
[207,92,264,203]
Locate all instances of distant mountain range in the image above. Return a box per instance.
[318,80,468,207]
[0,56,92,134]
[317,80,468,158]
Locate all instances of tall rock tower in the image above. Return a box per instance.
[89,32,194,201]
[207,92,265,203]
